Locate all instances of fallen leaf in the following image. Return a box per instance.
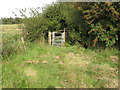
[55,56,60,59]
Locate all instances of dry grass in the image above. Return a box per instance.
[24,67,37,77]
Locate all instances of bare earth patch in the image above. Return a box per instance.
[42,60,48,64]
[21,60,48,66]
[64,52,90,66]
[25,60,40,64]
[24,67,37,77]
[55,56,60,59]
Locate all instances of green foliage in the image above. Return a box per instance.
[19,4,67,42]
[42,3,66,31]
[69,2,119,48]
[81,2,119,47]
[22,16,48,42]
[17,2,119,48]
[89,23,118,46]
[17,3,89,46]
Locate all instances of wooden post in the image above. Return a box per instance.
[21,37,26,50]
[48,31,51,45]
[63,27,66,46]
[52,32,55,46]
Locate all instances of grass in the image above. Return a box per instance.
[0,24,22,34]
[2,43,119,88]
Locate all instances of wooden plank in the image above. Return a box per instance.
[48,31,51,45]
[63,28,66,46]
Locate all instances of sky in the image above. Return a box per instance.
[0,0,56,18]
[1,0,118,18]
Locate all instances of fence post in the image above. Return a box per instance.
[21,37,26,50]
[63,28,66,46]
[48,31,51,45]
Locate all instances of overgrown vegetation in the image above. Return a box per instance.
[2,33,25,60]
[2,43,118,88]
[17,2,119,49]
[1,1,119,88]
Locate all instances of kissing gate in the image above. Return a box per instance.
[48,30,66,47]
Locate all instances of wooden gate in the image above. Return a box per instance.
[48,31,65,47]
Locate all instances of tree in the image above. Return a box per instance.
[71,2,119,47]
[19,3,67,42]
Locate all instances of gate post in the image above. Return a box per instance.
[48,31,51,45]
[63,28,66,46]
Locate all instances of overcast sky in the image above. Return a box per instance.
[0,0,56,18]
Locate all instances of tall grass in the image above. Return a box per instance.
[2,33,26,60]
